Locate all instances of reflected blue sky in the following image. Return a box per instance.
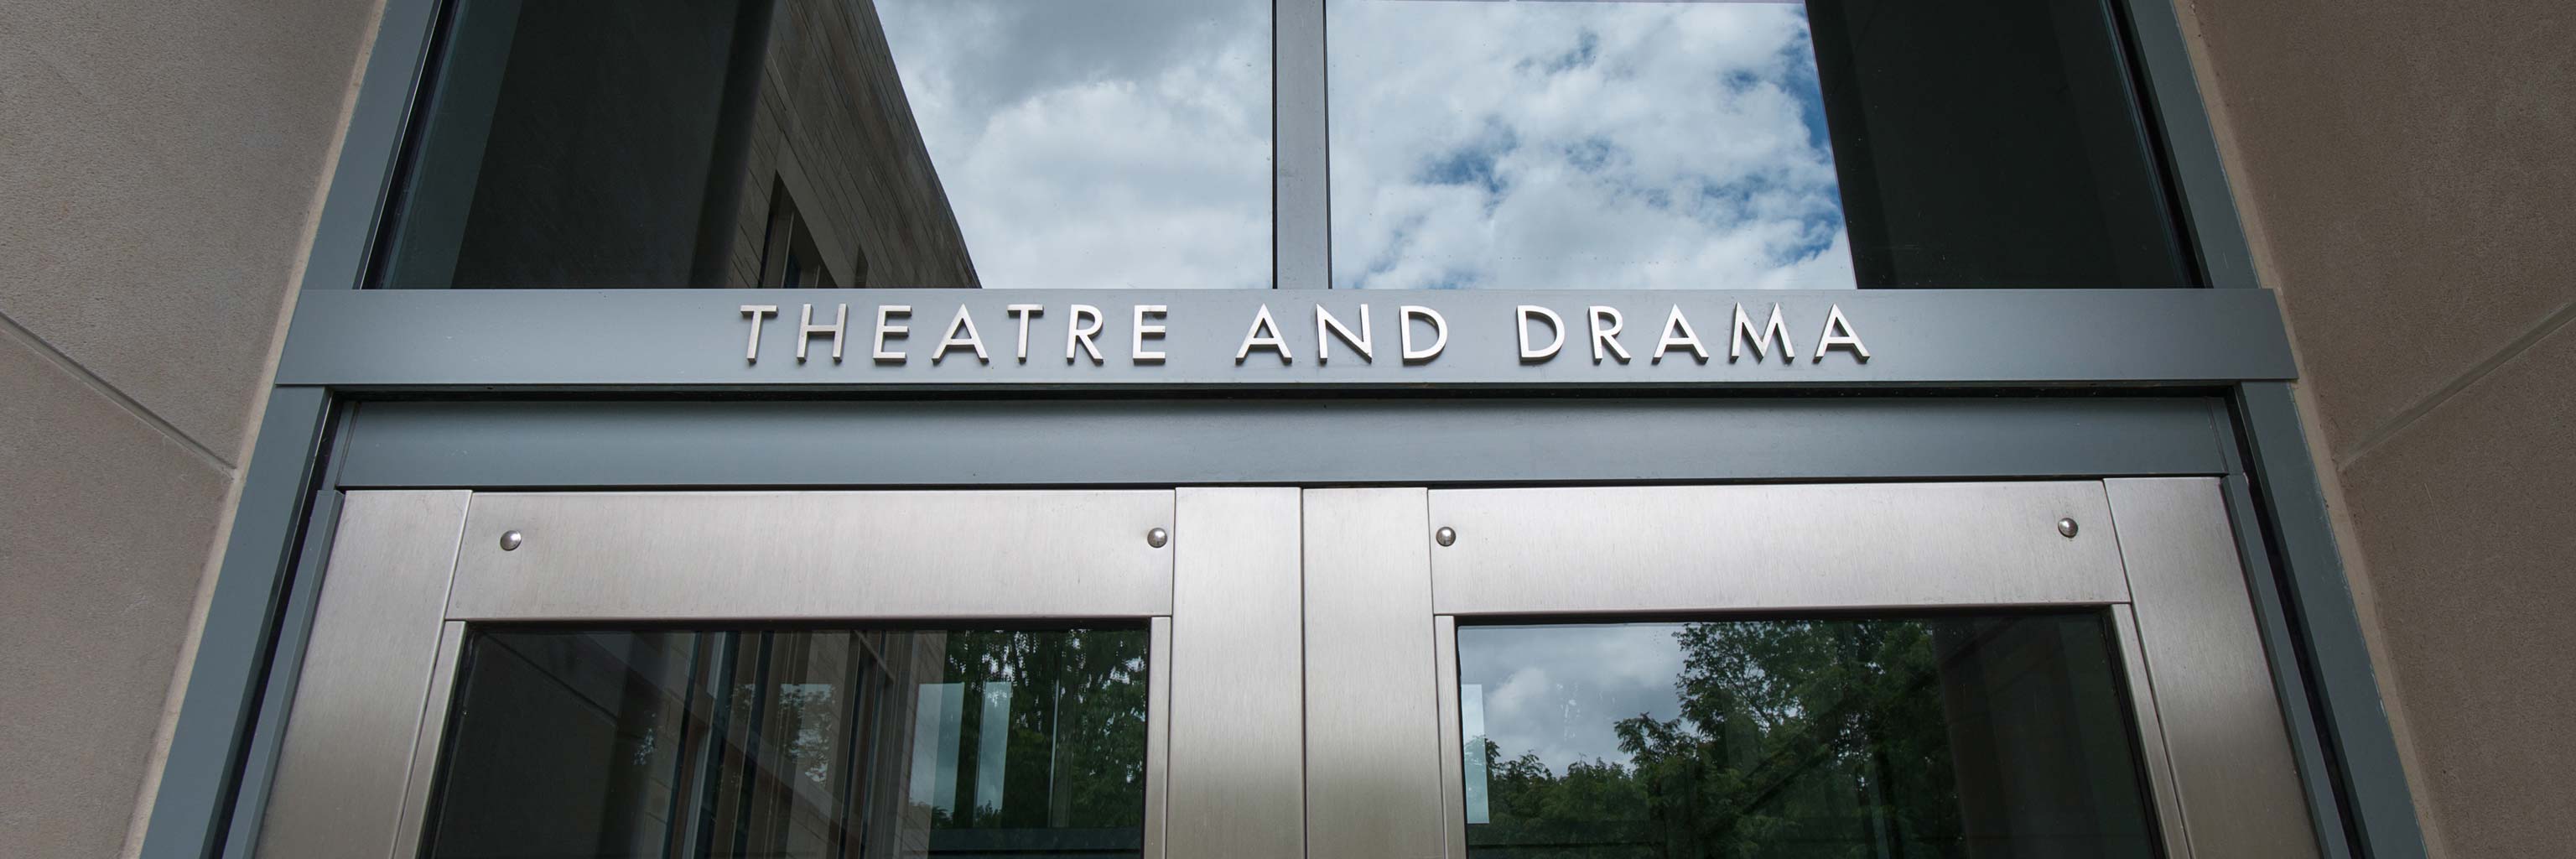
[1329,0,1854,289]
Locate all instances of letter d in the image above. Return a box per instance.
[1518,305,1566,362]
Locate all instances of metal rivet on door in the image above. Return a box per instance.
[499,530,525,551]
[1146,527,1170,549]
[1435,526,1457,547]
[2056,518,2080,539]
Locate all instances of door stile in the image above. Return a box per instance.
[1301,487,1446,857]
[2106,478,2320,858]
[387,622,466,856]
[256,490,470,858]
[2113,604,2199,856]
[1433,614,1467,859]
[1166,487,1306,859]
[1144,616,1174,859]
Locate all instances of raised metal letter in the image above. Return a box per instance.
[1236,304,1293,364]
[934,305,988,364]
[1587,305,1631,364]
[1317,305,1373,364]
[871,305,910,363]
[1654,305,1708,364]
[1134,305,1169,364]
[798,303,847,363]
[1067,305,1104,364]
[1401,305,1447,363]
[1517,305,1565,362]
[1814,304,1871,362]
[740,305,777,363]
[1730,302,1794,363]
[1007,304,1042,363]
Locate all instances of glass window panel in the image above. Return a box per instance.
[1327,0,2194,290]
[418,626,1150,858]
[1327,0,1853,291]
[377,0,1270,289]
[1455,613,2163,857]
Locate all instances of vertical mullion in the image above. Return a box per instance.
[1275,0,1332,289]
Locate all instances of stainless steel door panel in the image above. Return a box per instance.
[1301,488,1447,857]
[1166,487,1306,859]
[1427,482,2127,615]
[449,490,1174,620]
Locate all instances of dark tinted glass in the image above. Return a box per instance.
[377,0,1270,289]
[1809,0,2192,288]
[1326,0,2191,289]
[419,627,1150,858]
[1457,614,2162,857]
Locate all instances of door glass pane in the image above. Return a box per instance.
[1455,613,2162,857]
[378,0,1271,289]
[1326,0,2191,290]
[419,626,1150,858]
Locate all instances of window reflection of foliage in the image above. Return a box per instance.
[1471,619,1967,857]
[773,682,840,785]
[927,628,1150,832]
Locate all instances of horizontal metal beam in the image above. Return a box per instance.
[336,396,2233,489]
[277,288,2296,390]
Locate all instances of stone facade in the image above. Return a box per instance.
[2182,0,2576,855]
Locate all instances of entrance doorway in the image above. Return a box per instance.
[249,482,2316,857]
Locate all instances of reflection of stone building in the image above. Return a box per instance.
[722,0,979,289]
[381,0,976,289]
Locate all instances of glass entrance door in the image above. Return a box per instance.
[1299,481,2325,859]
[250,489,1312,859]
[250,482,2319,859]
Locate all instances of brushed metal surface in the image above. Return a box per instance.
[1144,617,1173,859]
[1301,488,1446,858]
[448,491,1173,620]
[276,288,2301,388]
[1428,482,2128,614]
[385,622,464,856]
[2107,478,2320,858]
[1435,616,1468,859]
[1165,488,1304,859]
[2113,606,2195,856]
[257,491,469,858]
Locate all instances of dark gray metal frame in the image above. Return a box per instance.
[138,0,2428,856]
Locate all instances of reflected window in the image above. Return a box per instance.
[1456,614,2163,856]
[419,627,1150,858]
[377,0,1271,289]
[1327,0,2193,289]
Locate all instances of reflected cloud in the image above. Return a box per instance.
[1330,0,1855,289]
[879,0,1272,289]
[1460,623,1690,771]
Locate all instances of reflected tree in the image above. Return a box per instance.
[931,629,1151,831]
[1472,620,1969,858]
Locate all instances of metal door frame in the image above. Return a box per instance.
[254,488,1311,859]
[1300,479,2319,859]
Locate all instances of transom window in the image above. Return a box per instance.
[372,0,2195,291]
